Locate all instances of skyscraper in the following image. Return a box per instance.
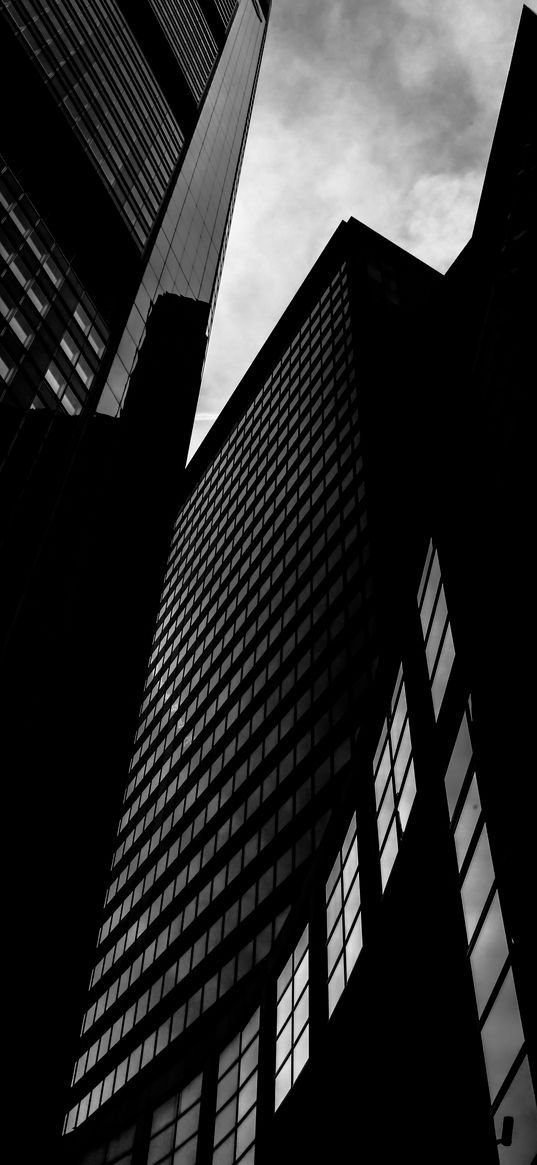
[0,2,271,1151]
[0,0,270,417]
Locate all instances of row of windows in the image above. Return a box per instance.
[373,667,416,891]
[0,158,108,411]
[148,372,352,687]
[214,0,238,29]
[112,620,354,906]
[3,0,184,246]
[135,435,360,797]
[119,518,365,869]
[164,296,350,590]
[128,423,360,814]
[92,761,328,995]
[162,294,351,614]
[325,812,362,1016]
[167,266,349,572]
[106,591,358,918]
[418,542,455,719]
[82,793,330,1059]
[213,1009,259,1165]
[148,1071,202,1165]
[65,908,290,1133]
[101,643,346,947]
[125,516,361,854]
[444,704,534,1141]
[148,0,218,103]
[162,281,349,607]
[419,542,536,1152]
[146,342,355,721]
[138,510,359,796]
[275,926,309,1109]
[98,472,363,1011]
[148,392,356,725]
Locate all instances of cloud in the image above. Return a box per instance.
[189,0,535,460]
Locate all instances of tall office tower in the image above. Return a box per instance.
[62,206,537,1165]
[0,0,270,655]
[60,216,444,1163]
[0,0,270,418]
[0,1,271,1151]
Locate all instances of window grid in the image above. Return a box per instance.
[76,809,329,1077]
[275,926,309,1109]
[373,667,416,890]
[0,157,108,411]
[64,909,289,1134]
[417,541,455,717]
[3,0,183,246]
[325,811,362,1016]
[443,702,536,1137]
[147,1072,203,1165]
[212,1010,259,1165]
[65,264,358,1132]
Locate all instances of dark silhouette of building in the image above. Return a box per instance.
[0,1,271,1153]
[58,12,536,1162]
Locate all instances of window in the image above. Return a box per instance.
[213,1011,259,1165]
[418,541,455,716]
[275,926,309,1109]
[148,1073,202,1165]
[326,812,362,1015]
[444,704,536,1142]
[373,667,416,889]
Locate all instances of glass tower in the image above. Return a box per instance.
[0,0,270,416]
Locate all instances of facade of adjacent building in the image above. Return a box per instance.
[0,0,270,417]
[0,2,271,1153]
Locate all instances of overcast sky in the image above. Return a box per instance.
[188,0,534,459]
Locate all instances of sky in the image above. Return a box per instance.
[188,0,535,459]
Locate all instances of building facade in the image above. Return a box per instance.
[0,2,271,1152]
[61,198,537,1165]
[0,0,270,417]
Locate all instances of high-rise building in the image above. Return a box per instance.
[0,2,271,1151]
[0,0,270,417]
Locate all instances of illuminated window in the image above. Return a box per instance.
[45,362,66,397]
[213,1011,259,1165]
[9,308,33,347]
[417,541,455,716]
[60,332,81,364]
[148,1073,202,1165]
[445,705,537,1145]
[373,667,416,890]
[326,812,362,1015]
[275,926,309,1109]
